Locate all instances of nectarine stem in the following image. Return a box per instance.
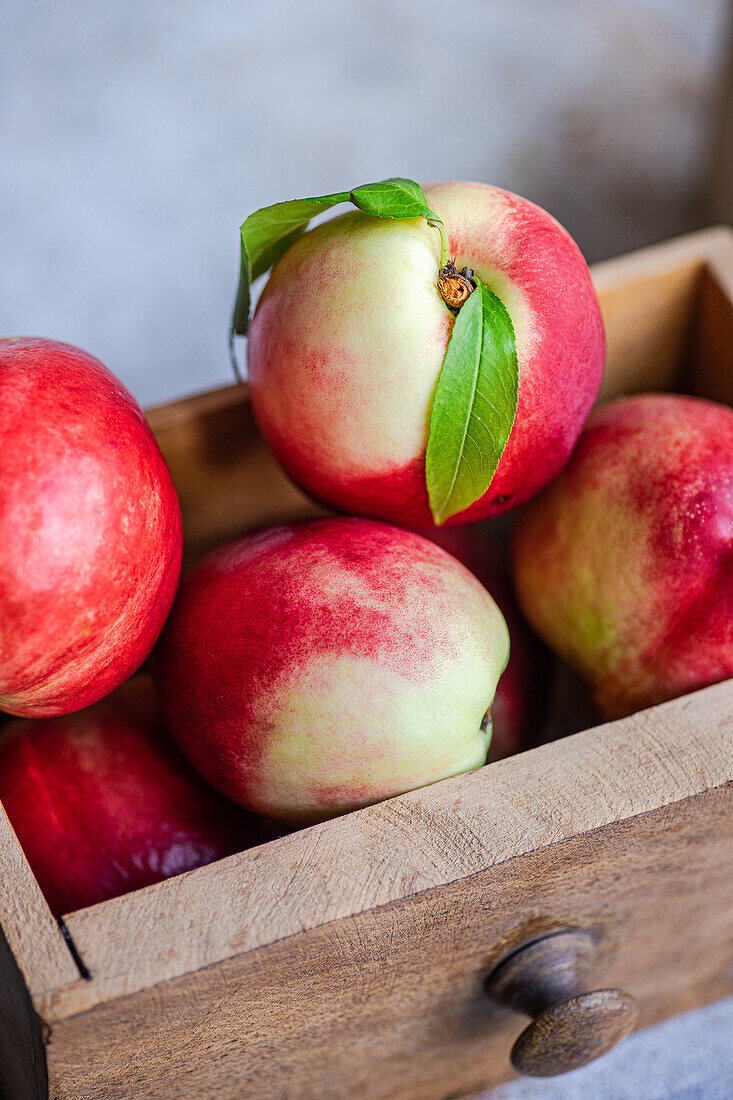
[427,215,450,269]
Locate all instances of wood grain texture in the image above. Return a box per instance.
[53,678,733,1021]
[44,784,733,1100]
[0,810,81,1099]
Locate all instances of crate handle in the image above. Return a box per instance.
[485,929,637,1077]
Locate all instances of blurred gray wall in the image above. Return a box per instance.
[1,0,730,406]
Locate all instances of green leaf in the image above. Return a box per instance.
[425,279,518,525]
[230,178,450,377]
[231,193,349,340]
[351,177,435,220]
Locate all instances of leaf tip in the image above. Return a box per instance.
[426,481,450,527]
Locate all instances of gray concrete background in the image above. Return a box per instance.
[1,0,730,407]
[2,2,733,1096]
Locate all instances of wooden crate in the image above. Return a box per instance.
[1,228,732,1100]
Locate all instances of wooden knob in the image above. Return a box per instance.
[486,930,638,1077]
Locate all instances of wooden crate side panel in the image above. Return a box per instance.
[45,785,733,1100]
[54,679,733,1021]
[0,224,725,1096]
[0,923,47,1100]
[593,226,732,402]
[688,238,733,404]
[0,805,81,1001]
[596,261,702,402]
[146,385,321,561]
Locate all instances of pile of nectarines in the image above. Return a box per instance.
[1,180,730,915]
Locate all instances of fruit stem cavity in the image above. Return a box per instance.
[438,261,477,313]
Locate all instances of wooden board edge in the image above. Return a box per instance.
[0,805,85,1003]
[50,678,733,1021]
[40,781,733,1100]
[703,224,733,295]
[590,225,732,295]
[0,922,48,1100]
